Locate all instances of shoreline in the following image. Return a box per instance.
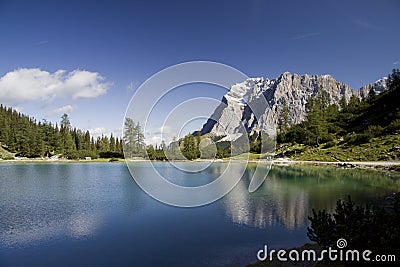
[273,159,400,166]
[0,158,125,163]
[1,157,400,170]
[272,159,400,173]
[1,157,400,166]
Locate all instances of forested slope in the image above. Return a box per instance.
[0,109,123,159]
[276,69,400,161]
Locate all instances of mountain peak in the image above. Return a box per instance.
[201,72,387,137]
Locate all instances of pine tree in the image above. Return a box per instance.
[60,113,71,129]
[0,105,123,159]
[119,139,123,154]
[0,113,10,145]
[306,88,329,146]
[109,133,116,152]
[146,145,156,160]
[182,134,197,160]
[134,122,145,154]
[64,131,76,154]
[123,118,145,157]
[347,95,360,113]
[83,130,91,150]
[96,136,102,151]
[278,98,290,132]
[166,136,181,160]
[91,137,96,152]
[52,124,62,154]
[32,125,45,157]
[60,114,76,153]
[123,118,135,157]
[367,85,376,103]
[101,135,110,152]
[115,137,122,154]
[340,96,347,109]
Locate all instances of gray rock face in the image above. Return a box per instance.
[359,76,389,98]
[201,72,384,137]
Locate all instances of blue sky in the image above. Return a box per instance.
[0,0,399,142]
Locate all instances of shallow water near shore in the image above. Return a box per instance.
[0,162,399,266]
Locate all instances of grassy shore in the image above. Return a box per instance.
[1,155,399,168]
[276,133,400,162]
[273,159,400,173]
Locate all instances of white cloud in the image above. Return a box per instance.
[145,125,176,146]
[88,127,107,138]
[146,125,172,135]
[0,68,110,106]
[50,105,74,115]
[13,106,24,113]
[113,127,123,138]
[85,127,122,139]
[151,136,163,145]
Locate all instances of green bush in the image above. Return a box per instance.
[307,194,400,254]
[386,119,400,133]
[322,140,336,149]
[365,124,383,137]
[99,151,124,158]
[319,133,334,144]
[284,123,309,144]
[65,150,99,160]
[346,133,373,145]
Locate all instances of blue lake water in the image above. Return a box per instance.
[0,162,399,266]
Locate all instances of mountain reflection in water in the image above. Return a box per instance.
[222,165,400,230]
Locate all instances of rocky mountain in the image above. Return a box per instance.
[201,72,387,137]
[359,76,389,96]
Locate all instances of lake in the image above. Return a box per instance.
[1,162,399,266]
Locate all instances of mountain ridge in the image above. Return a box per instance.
[201,71,388,137]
